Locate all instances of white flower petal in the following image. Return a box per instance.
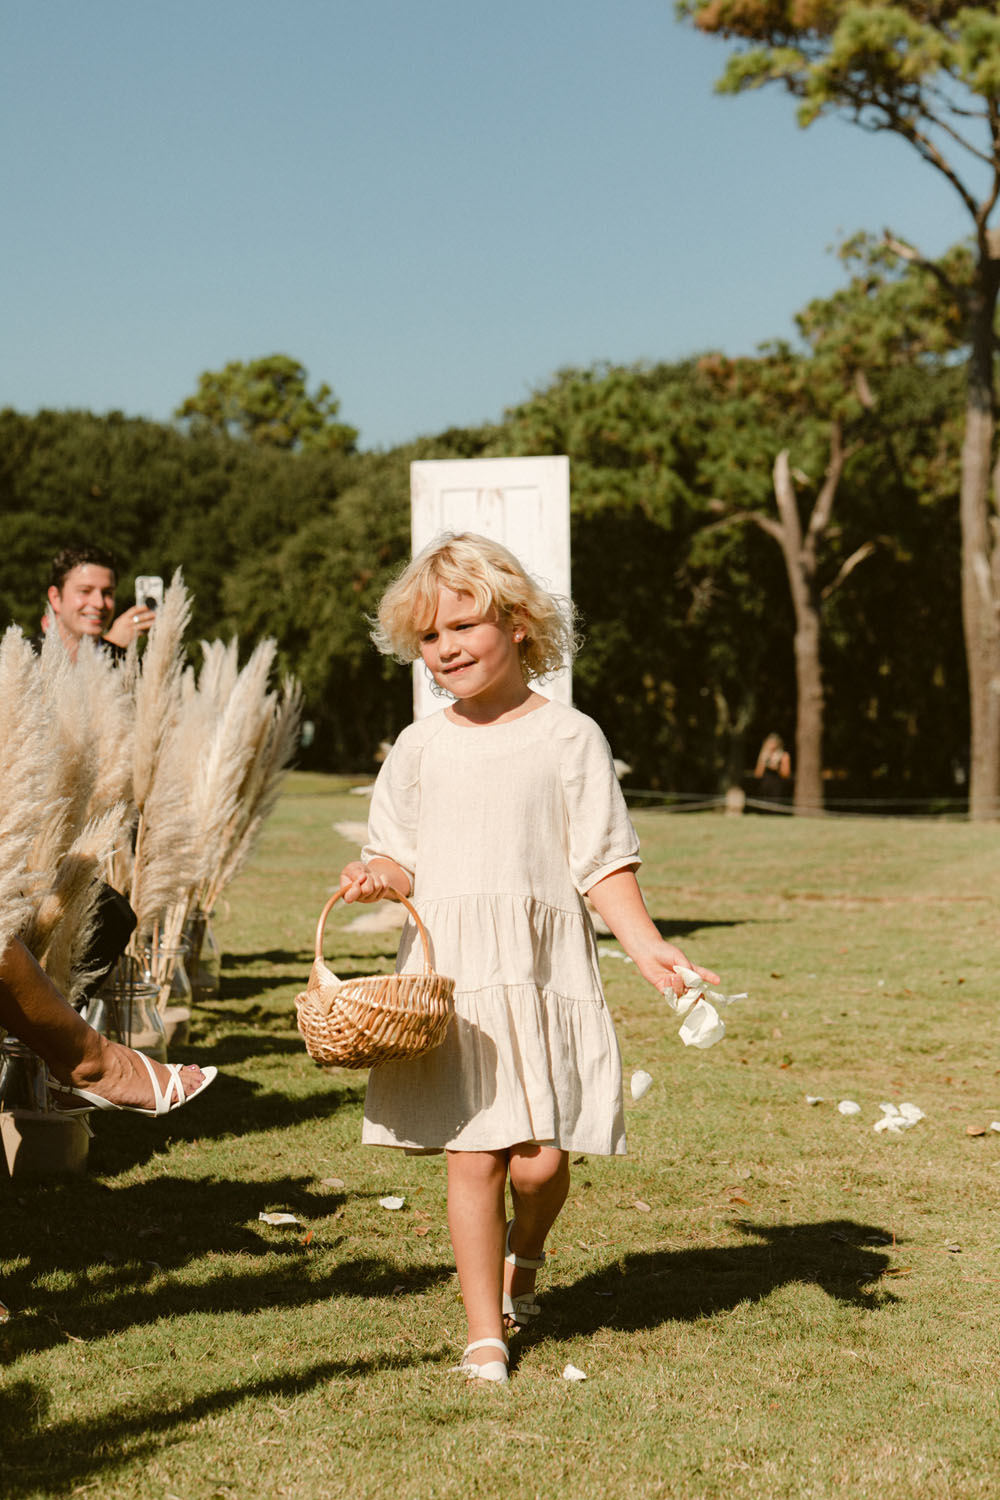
[679,998,726,1049]
[379,1196,405,1210]
[258,1212,302,1226]
[630,1070,653,1101]
[706,989,747,1010]
[898,1103,925,1123]
[837,1100,862,1116]
[879,1102,902,1117]
[562,1363,587,1381]
[805,1095,824,1105]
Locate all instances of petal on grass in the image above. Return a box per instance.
[379,1196,405,1210]
[630,1070,653,1100]
[562,1364,587,1381]
[258,1212,302,1226]
[837,1100,862,1116]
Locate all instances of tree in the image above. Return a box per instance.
[676,0,1000,817]
[175,355,358,453]
[697,241,968,810]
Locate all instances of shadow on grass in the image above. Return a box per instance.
[191,1030,307,1067]
[214,973,306,1001]
[79,1071,367,1176]
[1,1172,455,1361]
[520,1217,897,1353]
[0,1348,445,1499]
[651,916,782,940]
[223,949,308,970]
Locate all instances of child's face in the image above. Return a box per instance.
[419,586,527,714]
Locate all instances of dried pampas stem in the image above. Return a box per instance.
[0,628,55,958]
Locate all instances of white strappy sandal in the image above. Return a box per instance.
[50,1052,217,1117]
[454,1337,509,1383]
[502,1218,546,1327]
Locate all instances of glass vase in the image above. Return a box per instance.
[185,909,221,1001]
[141,939,192,1014]
[85,956,168,1064]
[0,1038,50,1112]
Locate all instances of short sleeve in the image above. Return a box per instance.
[558,713,640,893]
[362,732,420,882]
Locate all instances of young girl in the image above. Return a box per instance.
[339,532,718,1384]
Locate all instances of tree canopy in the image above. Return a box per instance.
[175,354,358,453]
[676,0,1000,816]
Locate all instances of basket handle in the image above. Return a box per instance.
[314,887,435,976]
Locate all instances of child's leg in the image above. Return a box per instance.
[445,1148,508,1367]
[505,1143,569,1307]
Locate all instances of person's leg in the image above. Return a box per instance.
[0,937,209,1108]
[446,1148,509,1370]
[505,1143,570,1310]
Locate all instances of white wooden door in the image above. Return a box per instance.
[409,456,571,719]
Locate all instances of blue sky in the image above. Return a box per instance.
[0,0,972,451]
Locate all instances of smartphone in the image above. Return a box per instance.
[135,575,164,610]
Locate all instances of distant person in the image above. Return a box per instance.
[754,733,792,807]
[338,531,720,1383]
[40,543,156,660]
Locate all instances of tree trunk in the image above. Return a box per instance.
[792,605,825,814]
[770,448,840,815]
[961,244,1000,820]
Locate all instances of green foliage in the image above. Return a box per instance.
[677,1,1000,140]
[0,281,972,797]
[175,354,359,453]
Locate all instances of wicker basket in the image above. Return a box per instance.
[294,889,455,1069]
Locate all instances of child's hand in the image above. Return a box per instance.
[339,860,389,904]
[635,942,720,1000]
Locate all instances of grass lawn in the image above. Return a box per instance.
[2,772,999,1499]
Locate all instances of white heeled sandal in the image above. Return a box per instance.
[454,1337,509,1383]
[502,1219,545,1327]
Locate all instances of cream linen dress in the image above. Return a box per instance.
[360,698,638,1156]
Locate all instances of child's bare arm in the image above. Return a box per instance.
[587,867,719,998]
[339,857,412,903]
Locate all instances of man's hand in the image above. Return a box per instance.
[104,605,155,648]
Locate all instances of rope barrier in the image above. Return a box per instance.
[623,790,978,819]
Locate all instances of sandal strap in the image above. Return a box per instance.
[504,1219,545,1270]
[463,1338,509,1359]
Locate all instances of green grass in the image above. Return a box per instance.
[3,775,999,1498]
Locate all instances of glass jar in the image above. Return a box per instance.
[86,957,168,1064]
[185,909,221,1001]
[141,940,192,1013]
[0,1038,50,1112]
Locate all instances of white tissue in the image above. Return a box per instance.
[679,998,726,1048]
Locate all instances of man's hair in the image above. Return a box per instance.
[48,544,119,594]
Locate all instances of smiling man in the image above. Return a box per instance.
[43,544,154,660]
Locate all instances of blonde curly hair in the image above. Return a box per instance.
[372,531,578,683]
